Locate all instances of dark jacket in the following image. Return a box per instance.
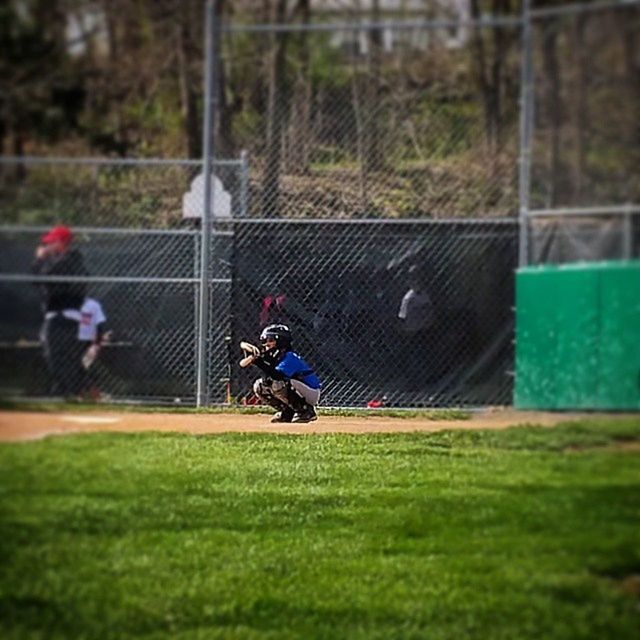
[31,249,88,312]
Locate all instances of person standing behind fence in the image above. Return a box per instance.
[397,264,437,389]
[31,224,89,397]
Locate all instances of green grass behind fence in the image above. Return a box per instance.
[1,418,639,639]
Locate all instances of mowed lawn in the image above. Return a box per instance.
[1,419,639,639]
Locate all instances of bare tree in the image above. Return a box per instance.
[177,0,201,159]
[285,0,312,174]
[261,0,291,217]
[617,4,640,200]
[570,12,589,204]
[362,0,385,174]
[0,0,68,178]
[214,0,245,159]
[469,0,517,150]
[541,17,561,207]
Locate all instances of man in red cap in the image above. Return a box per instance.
[32,224,89,397]
[39,224,73,247]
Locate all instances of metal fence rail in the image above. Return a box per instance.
[0,2,638,408]
[527,206,640,265]
[228,218,517,408]
[0,217,516,407]
[523,2,640,264]
[0,222,231,404]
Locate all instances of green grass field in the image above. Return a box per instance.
[1,418,639,639]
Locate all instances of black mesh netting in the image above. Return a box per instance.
[230,220,517,408]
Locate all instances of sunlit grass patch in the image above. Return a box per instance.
[0,418,638,639]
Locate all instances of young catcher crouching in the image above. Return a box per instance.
[240,324,321,423]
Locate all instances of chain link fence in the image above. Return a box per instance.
[229,19,521,220]
[0,158,242,403]
[0,226,200,403]
[526,2,640,264]
[1,2,637,407]
[229,219,517,408]
[0,167,517,407]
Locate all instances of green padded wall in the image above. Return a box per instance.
[598,265,640,409]
[515,261,640,410]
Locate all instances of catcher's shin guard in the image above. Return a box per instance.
[253,378,315,423]
[286,385,309,413]
[286,385,318,423]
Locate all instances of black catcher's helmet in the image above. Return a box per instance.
[260,324,292,350]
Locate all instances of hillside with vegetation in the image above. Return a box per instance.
[1,0,638,225]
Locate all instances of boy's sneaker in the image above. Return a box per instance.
[292,405,317,423]
[271,407,294,423]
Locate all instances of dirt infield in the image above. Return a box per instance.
[0,408,628,442]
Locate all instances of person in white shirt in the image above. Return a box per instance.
[397,264,437,390]
[77,297,108,373]
[398,265,435,335]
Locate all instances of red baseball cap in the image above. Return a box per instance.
[41,225,73,245]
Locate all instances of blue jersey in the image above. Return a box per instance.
[276,351,321,390]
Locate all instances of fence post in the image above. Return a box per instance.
[196,0,219,407]
[518,0,534,268]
